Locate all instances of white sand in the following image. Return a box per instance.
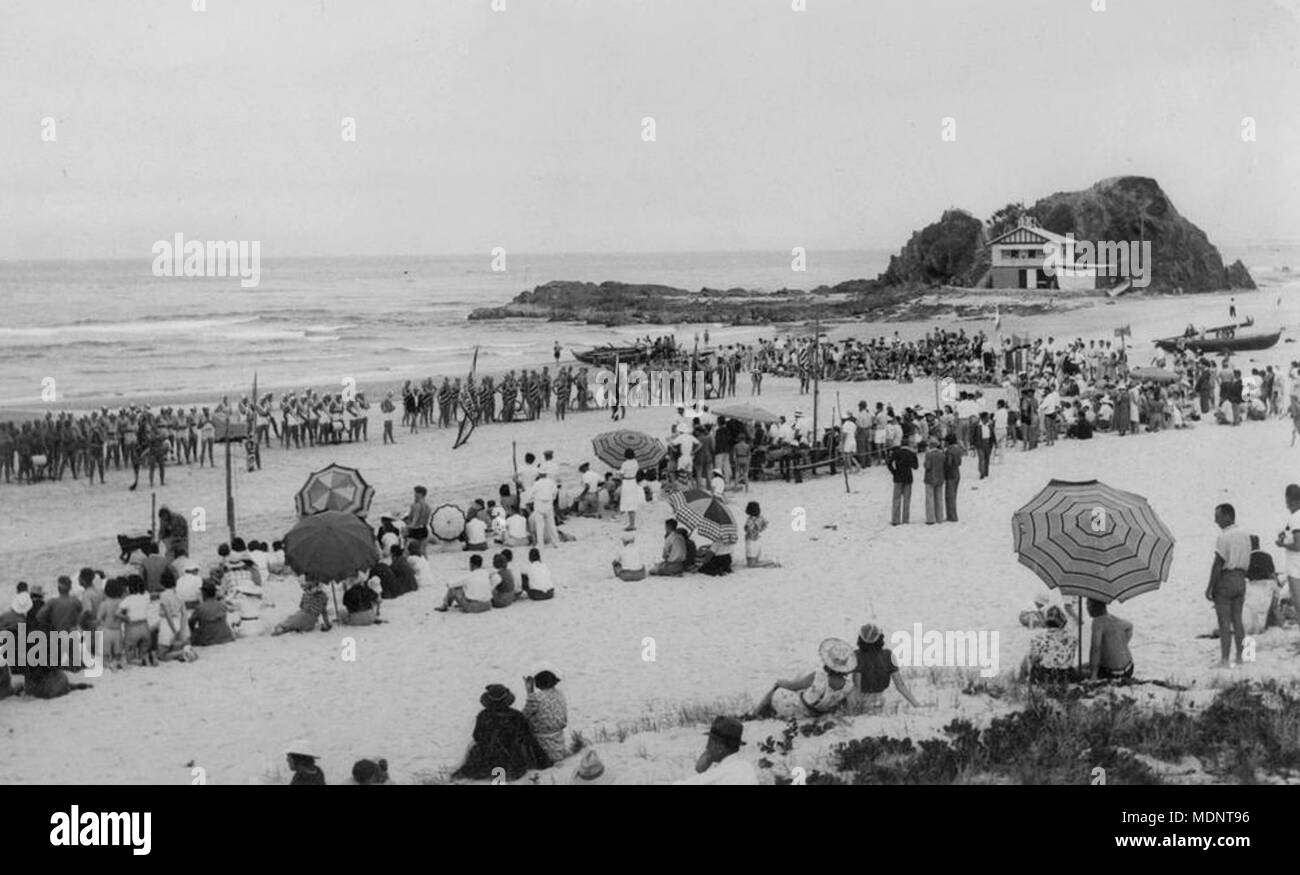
[3,286,1299,784]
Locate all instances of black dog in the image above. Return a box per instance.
[116,534,155,563]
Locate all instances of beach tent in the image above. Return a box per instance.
[1012,479,1175,671]
[294,463,375,518]
[431,504,467,542]
[668,488,738,545]
[591,430,667,469]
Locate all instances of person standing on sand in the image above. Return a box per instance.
[1207,502,1250,667]
[922,439,946,525]
[1275,484,1300,635]
[404,485,432,556]
[885,439,917,526]
[972,411,995,480]
[942,434,962,523]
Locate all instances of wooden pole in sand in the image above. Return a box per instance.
[224,419,235,541]
[812,316,820,445]
[150,491,157,544]
[837,391,850,494]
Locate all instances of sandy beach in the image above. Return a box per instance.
[3,286,1299,784]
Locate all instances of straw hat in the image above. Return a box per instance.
[286,739,316,758]
[570,749,615,785]
[820,638,859,673]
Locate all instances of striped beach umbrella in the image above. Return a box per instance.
[591,430,666,469]
[668,488,738,545]
[295,463,375,518]
[431,504,467,542]
[1012,479,1174,603]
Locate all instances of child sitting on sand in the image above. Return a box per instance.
[743,502,780,568]
[273,580,332,635]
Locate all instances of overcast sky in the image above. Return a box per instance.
[1,0,1296,259]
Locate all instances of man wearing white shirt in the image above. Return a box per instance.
[576,462,601,515]
[523,548,555,601]
[539,450,560,480]
[463,514,488,551]
[529,473,560,547]
[516,453,540,493]
[1040,386,1061,446]
[675,717,760,786]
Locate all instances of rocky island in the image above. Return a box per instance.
[468,177,1255,327]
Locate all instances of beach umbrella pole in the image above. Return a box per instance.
[1077,596,1083,675]
[330,580,342,624]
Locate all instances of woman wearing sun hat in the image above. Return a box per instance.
[453,683,551,782]
[752,638,856,719]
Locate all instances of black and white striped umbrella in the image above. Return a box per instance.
[1012,479,1174,603]
[668,488,738,545]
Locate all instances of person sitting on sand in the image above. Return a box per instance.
[852,624,923,708]
[523,664,568,764]
[452,683,551,782]
[155,569,195,662]
[649,518,688,577]
[1018,606,1078,684]
[351,758,390,785]
[674,716,759,785]
[523,548,554,601]
[743,501,780,568]
[612,533,647,581]
[436,554,492,613]
[286,741,325,785]
[118,576,155,666]
[342,573,381,625]
[463,509,489,551]
[752,638,857,719]
[385,545,419,599]
[503,507,531,547]
[189,583,235,646]
[273,580,332,635]
[1244,535,1281,634]
[1086,599,1133,681]
[490,552,518,608]
[1018,591,1051,628]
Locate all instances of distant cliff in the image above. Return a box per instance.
[468,177,1254,326]
[883,177,1254,293]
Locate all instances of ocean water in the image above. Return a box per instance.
[0,245,1295,407]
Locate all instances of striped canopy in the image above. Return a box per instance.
[668,488,738,545]
[1012,479,1174,603]
[295,463,375,518]
[592,430,667,469]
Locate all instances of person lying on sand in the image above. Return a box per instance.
[752,638,857,720]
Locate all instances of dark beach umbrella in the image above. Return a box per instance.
[431,504,467,542]
[667,488,738,544]
[284,510,379,583]
[294,462,375,517]
[592,430,667,469]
